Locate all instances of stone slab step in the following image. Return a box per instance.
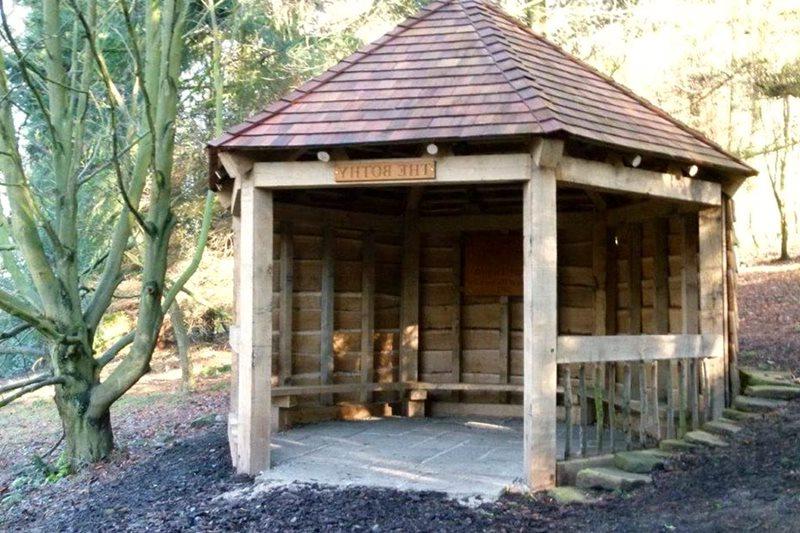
[734,395,787,413]
[745,385,800,400]
[556,454,615,486]
[703,419,741,437]
[740,368,797,388]
[547,486,599,505]
[723,408,761,421]
[659,439,697,452]
[684,430,728,448]
[614,450,672,474]
[575,467,651,491]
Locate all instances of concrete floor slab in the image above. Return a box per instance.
[259,416,622,500]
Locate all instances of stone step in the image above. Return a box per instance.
[547,486,599,505]
[575,467,652,491]
[659,439,697,452]
[723,408,762,421]
[684,430,728,448]
[734,395,787,414]
[703,419,741,437]
[744,385,800,401]
[613,449,672,474]
[740,368,797,389]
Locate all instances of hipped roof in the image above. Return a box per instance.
[209,0,755,178]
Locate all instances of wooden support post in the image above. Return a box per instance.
[653,218,671,439]
[228,215,241,465]
[682,213,701,430]
[699,206,726,419]
[593,213,607,450]
[400,189,421,385]
[627,223,646,444]
[360,231,375,403]
[724,197,741,398]
[522,167,558,490]
[236,180,272,475]
[320,225,335,406]
[279,222,294,386]
[499,295,510,403]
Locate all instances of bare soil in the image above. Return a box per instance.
[738,259,800,375]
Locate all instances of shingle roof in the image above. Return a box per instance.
[209,0,755,177]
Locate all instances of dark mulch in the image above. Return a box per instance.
[738,260,800,375]
[3,400,800,532]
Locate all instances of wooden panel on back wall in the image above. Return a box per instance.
[463,232,523,297]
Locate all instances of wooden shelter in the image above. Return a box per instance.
[207,0,756,490]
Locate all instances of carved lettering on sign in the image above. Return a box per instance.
[333,159,436,182]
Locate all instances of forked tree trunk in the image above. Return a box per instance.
[51,344,114,466]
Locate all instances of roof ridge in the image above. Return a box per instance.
[475,0,751,169]
[460,0,561,134]
[211,0,458,144]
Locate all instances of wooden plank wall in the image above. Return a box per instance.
[271,218,403,409]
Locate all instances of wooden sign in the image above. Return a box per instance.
[333,159,436,183]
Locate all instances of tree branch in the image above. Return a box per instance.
[95,331,135,368]
[0,376,63,408]
[0,370,53,395]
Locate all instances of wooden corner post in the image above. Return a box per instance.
[523,142,559,490]
[699,206,725,420]
[237,176,273,475]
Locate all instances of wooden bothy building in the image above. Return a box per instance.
[208,0,756,490]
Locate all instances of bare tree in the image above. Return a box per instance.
[0,0,213,468]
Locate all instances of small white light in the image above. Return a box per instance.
[317,151,330,162]
[688,164,699,177]
[426,143,439,156]
[630,154,642,167]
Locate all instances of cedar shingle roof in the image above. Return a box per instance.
[209,0,754,177]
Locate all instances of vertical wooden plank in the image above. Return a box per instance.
[623,363,632,450]
[682,213,701,429]
[451,236,462,398]
[360,231,375,403]
[593,213,607,451]
[605,228,619,335]
[279,221,294,386]
[399,190,421,384]
[237,181,272,475]
[563,366,573,458]
[579,364,588,456]
[320,225,335,406]
[627,223,647,445]
[653,218,670,439]
[607,362,616,451]
[522,168,558,489]
[699,206,725,419]
[499,295,510,403]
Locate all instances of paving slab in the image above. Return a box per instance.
[734,395,787,413]
[575,467,651,491]
[684,430,728,448]
[614,449,671,474]
[745,385,800,400]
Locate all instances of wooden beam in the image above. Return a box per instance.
[274,203,399,234]
[499,295,510,402]
[522,165,558,491]
[219,152,254,181]
[419,214,521,233]
[253,154,532,188]
[273,382,406,397]
[699,206,726,419]
[279,222,294,386]
[557,334,724,364]
[320,225,335,405]
[607,200,696,227]
[360,231,375,403]
[451,237,462,397]
[652,218,671,438]
[556,157,722,206]
[399,190,421,384]
[236,179,272,475]
[593,213,608,336]
[682,212,701,429]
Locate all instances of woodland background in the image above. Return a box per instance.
[0,0,797,387]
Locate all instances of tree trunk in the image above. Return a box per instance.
[170,301,192,392]
[780,210,789,260]
[52,343,114,468]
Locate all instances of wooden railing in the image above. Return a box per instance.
[557,334,724,458]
